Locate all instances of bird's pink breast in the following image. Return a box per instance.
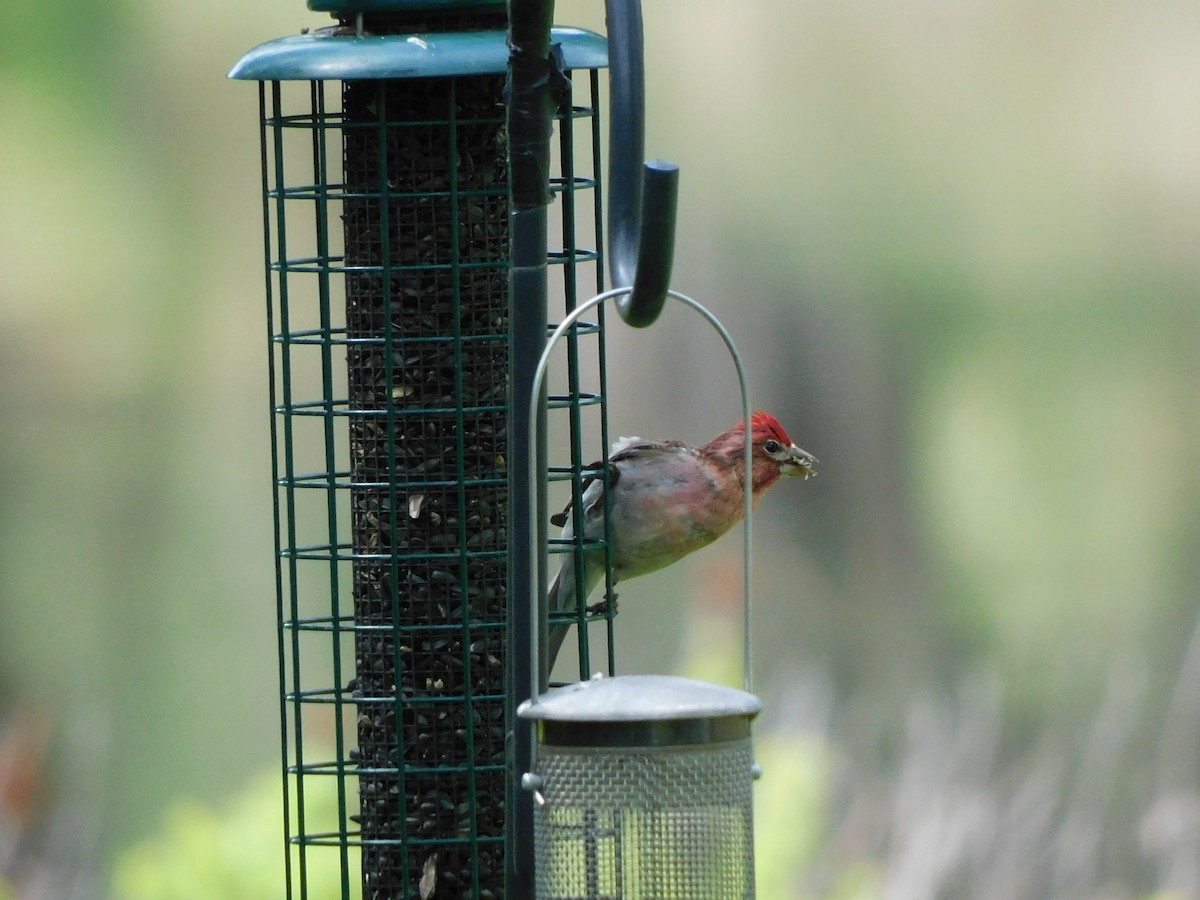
[606,450,742,579]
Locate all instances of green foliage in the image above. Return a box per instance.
[753,732,834,899]
[112,771,361,900]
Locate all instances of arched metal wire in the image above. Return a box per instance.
[525,287,756,709]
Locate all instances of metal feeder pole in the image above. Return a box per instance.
[505,2,558,894]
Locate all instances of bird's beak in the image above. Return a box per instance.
[780,444,818,479]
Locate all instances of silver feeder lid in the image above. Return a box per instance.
[518,674,762,748]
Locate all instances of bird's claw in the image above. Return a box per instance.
[586,592,619,617]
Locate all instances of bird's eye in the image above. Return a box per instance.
[764,440,781,453]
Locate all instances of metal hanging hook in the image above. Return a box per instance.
[527,287,756,706]
[604,0,680,328]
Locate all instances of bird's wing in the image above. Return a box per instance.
[609,436,688,460]
[549,438,689,527]
[550,464,613,529]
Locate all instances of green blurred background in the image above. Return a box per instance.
[2,1,1198,897]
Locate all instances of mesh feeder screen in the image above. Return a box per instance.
[535,741,757,899]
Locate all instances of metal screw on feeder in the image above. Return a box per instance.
[519,289,765,899]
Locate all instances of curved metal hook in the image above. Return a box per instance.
[605,0,680,328]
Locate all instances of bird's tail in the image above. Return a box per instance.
[545,562,574,674]
[545,551,603,675]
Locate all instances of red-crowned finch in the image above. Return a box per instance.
[546,411,817,670]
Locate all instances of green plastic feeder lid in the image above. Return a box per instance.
[229,26,606,80]
[309,0,504,11]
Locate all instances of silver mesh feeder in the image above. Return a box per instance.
[519,288,766,899]
[520,674,761,899]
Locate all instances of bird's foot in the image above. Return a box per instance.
[586,592,619,617]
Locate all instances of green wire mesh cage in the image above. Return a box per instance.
[232,7,615,896]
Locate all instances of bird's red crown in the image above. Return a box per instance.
[737,410,793,446]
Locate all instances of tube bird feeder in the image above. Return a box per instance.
[230,3,610,896]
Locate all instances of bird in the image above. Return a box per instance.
[545,410,817,672]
